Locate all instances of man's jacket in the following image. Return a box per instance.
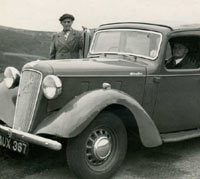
[49,29,83,59]
[166,54,200,69]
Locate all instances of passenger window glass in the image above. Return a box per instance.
[165,36,200,69]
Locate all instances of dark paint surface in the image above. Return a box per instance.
[153,73,200,132]
[35,89,162,147]
[47,75,146,112]
[27,58,147,76]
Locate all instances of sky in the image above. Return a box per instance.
[1,0,200,32]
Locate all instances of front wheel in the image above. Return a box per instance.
[67,111,127,179]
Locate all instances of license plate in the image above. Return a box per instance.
[0,135,29,154]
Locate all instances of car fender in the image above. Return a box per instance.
[34,89,162,147]
[0,81,18,126]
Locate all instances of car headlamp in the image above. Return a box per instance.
[4,67,20,89]
[42,75,62,99]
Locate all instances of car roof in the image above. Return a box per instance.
[98,22,200,34]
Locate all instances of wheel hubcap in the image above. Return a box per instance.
[86,129,112,166]
[94,136,111,160]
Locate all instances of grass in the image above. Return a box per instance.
[0,25,51,74]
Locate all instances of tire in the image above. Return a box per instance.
[67,111,127,179]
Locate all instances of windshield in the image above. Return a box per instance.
[90,29,162,60]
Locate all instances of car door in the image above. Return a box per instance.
[153,32,200,133]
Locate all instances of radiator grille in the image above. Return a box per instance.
[13,70,42,132]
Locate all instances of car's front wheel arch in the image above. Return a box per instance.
[66,111,127,179]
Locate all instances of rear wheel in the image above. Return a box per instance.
[67,111,127,179]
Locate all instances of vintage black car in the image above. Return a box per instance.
[0,22,200,179]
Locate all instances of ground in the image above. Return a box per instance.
[1,137,200,179]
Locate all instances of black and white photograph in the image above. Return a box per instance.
[1,0,200,178]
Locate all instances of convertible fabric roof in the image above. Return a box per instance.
[99,21,200,32]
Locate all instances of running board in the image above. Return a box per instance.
[161,129,200,143]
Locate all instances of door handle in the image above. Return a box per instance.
[153,76,161,83]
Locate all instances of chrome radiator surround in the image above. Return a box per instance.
[13,69,43,132]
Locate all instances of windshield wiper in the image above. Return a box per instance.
[88,52,139,62]
[88,54,101,58]
[118,53,137,61]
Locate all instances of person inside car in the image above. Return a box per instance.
[166,43,188,69]
[166,42,200,69]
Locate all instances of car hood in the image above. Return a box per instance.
[24,58,147,76]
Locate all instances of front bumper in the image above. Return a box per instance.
[0,125,62,151]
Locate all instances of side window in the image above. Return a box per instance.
[165,36,200,69]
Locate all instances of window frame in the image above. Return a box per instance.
[89,29,163,60]
[164,31,200,72]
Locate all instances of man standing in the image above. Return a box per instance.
[49,13,83,59]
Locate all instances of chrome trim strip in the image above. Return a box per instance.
[161,128,200,143]
[57,74,146,77]
[13,69,43,132]
[0,125,62,150]
[57,73,200,78]
[89,29,163,60]
[147,74,200,77]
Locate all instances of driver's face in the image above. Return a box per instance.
[173,43,188,58]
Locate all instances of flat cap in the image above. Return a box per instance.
[59,13,75,21]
